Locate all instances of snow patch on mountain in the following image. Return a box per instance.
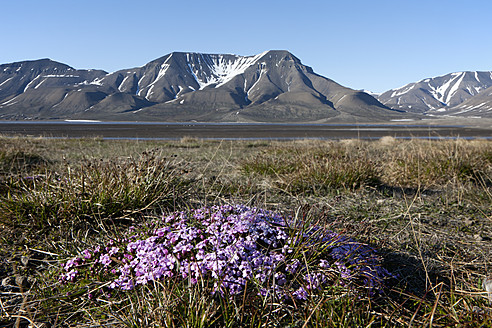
[390,84,414,97]
[186,51,267,89]
[247,64,267,96]
[90,78,104,86]
[0,77,13,88]
[118,76,131,92]
[24,76,41,92]
[361,89,380,96]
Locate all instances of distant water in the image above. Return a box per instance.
[0,120,489,140]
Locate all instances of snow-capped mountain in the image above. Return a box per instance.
[0,51,405,122]
[102,52,269,102]
[445,84,492,117]
[377,71,492,114]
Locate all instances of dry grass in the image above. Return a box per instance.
[0,149,191,234]
[0,136,491,327]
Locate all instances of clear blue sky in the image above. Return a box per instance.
[2,0,491,93]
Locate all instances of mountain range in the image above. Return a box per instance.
[376,71,492,117]
[0,51,406,122]
[0,50,491,121]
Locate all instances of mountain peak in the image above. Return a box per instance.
[262,49,295,57]
[0,58,72,69]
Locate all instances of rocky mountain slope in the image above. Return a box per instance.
[377,71,492,116]
[444,84,492,117]
[0,51,404,122]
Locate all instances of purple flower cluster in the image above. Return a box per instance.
[60,205,394,299]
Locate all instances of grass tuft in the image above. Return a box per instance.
[241,144,381,195]
[0,149,191,232]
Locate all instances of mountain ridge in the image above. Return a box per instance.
[377,71,492,117]
[0,51,406,122]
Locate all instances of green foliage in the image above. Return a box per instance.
[241,145,381,195]
[0,150,190,230]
